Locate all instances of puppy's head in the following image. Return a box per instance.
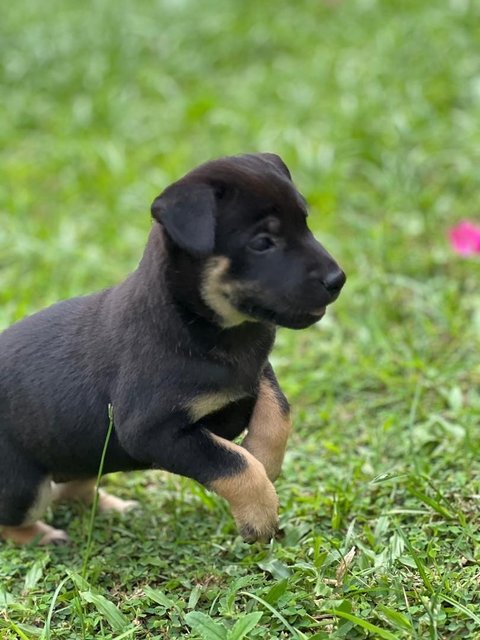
[151,153,346,329]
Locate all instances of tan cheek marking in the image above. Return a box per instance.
[201,256,253,328]
[208,434,279,541]
[241,378,292,482]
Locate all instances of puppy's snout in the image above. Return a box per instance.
[322,268,346,295]
[309,265,346,300]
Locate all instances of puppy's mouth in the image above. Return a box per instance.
[309,308,326,319]
[238,300,327,329]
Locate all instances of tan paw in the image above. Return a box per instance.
[39,525,70,545]
[229,469,279,543]
[2,521,69,546]
[98,490,139,514]
[234,496,279,543]
[208,437,280,543]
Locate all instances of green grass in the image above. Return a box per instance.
[1,0,480,637]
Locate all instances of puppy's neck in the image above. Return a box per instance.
[137,222,168,284]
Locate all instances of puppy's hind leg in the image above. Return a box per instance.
[52,478,138,514]
[2,520,69,545]
[0,460,69,545]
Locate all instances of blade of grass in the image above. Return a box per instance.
[40,577,70,640]
[4,619,31,640]
[406,485,454,520]
[80,592,128,633]
[239,591,307,640]
[228,612,263,640]
[112,629,137,640]
[329,609,398,640]
[396,528,434,594]
[81,404,115,579]
[407,380,422,475]
[439,594,480,626]
[376,604,413,632]
[184,611,227,640]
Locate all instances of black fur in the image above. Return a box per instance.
[0,153,345,527]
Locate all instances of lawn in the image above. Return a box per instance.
[1,0,480,638]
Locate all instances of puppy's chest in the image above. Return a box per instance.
[186,354,261,422]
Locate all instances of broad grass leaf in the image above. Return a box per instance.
[0,590,15,610]
[257,559,291,580]
[143,586,176,609]
[14,623,43,638]
[184,611,228,640]
[227,612,263,640]
[3,620,31,640]
[80,591,128,632]
[225,576,257,612]
[263,579,288,605]
[67,571,89,592]
[24,558,47,591]
[188,585,202,610]
[376,605,412,631]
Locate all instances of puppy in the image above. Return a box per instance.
[0,153,346,545]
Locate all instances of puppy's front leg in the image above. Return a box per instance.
[208,436,279,542]
[118,417,278,542]
[242,364,291,482]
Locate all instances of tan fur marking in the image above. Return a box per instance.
[52,479,138,513]
[201,257,253,328]
[242,378,291,482]
[209,434,278,541]
[1,521,69,545]
[187,391,244,422]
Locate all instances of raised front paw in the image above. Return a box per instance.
[209,438,280,543]
[237,511,279,543]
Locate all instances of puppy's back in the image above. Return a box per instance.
[0,292,114,454]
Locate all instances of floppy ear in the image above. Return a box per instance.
[151,182,216,257]
[260,153,292,181]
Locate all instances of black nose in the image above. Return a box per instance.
[321,269,346,294]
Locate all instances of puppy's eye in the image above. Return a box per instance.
[214,184,226,200]
[248,234,276,253]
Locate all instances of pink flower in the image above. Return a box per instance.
[449,221,480,256]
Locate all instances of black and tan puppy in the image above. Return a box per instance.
[0,153,345,545]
